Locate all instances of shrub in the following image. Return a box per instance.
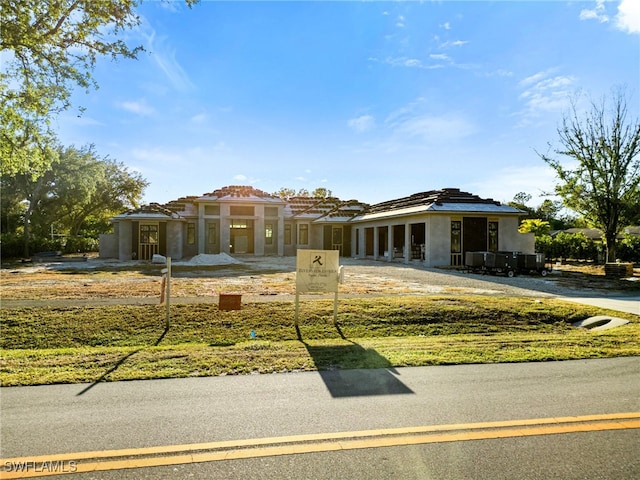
[617,234,640,263]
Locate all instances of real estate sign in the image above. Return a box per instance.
[296,249,340,293]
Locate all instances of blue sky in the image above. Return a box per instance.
[56,0,639,208]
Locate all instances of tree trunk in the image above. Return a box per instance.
[605,234,617,263]
[22,210,31,258]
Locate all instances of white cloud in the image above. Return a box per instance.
[117,99,155,116]
[440,40,468,48]
[396,15,405,28]
[234,174,247,181]
[391,114,477,143]
[441,22,451,30]
[131,147,183,164]
[348,115,376,133]
[465,165,559,205]
[190,113,208,124]
[429,53,450,61]
[579,0,609,23]
[139,20,195,92]
[378,56,443,69]
[616,0,640,34]
[517,70,577,124]
[383,97,477,146]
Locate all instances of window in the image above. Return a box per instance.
[140,224,158,244]
[332,227,342,245]
[299,224,309,245]
[204,205,220,215]
[230,206,254,216]
[284,224,292,245]
[265,223,273,245]
[207,223,217,245]
[450,220,461,253]
[489,221,499,251]
[187,223,195,245]
[230,220,248,229]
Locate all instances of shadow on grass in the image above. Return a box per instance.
[295,324,414,398]
[76,326,169,396]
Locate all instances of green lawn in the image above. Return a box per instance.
[1,295,638,386]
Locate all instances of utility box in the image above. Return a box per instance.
[219,293,242,311]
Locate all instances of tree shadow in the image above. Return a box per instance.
[76,326,169,396]
[296,324,414,398]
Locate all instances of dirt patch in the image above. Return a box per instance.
[1,255,638,308]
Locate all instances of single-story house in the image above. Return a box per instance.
[99,186,533,267]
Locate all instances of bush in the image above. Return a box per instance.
[535,232,602,263]
[0,233,64,260]
[63,236,98,254]
[618,234,640,263]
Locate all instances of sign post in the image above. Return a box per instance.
[160,257,171,330]
[295,250,341,326]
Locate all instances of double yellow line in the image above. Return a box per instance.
[2,412,639,478]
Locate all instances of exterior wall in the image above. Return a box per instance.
[425,215,451,267]
[165,221,184,260]
[309,224,324,250]
[284,221,296,256]
[253,205,265,255]
[499,216,534,253]
[117,220,133,261]
[220,204,231,255]
[99,233,118,258]
[183,221,199,258]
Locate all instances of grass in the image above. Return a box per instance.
[1,295,639,386]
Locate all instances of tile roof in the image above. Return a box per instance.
[201,185,278,200]
[112,203,183,220]
[366,188,503,214]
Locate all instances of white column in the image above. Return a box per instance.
[198,204,206,255]
[404,222,411,264]
[278,208,285,256]
[373,226,379,260]
[220,204,230,255]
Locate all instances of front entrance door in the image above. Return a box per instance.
[139,224,159,260]
[463,217,488,254]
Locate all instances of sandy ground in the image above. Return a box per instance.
[1,254,638,309]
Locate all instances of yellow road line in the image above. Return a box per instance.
[2,412,639,479]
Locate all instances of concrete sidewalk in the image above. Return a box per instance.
[556,294,639,315]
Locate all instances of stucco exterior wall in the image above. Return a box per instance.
[99,233,118,259]
[254,205,265,256]
[425,215,451,267]
[118,221,133,261]
[165,221,184,260]
[499,217,535,253]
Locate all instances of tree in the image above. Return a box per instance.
[273,187,332,199]
[508,192,536,222]
[273,187,296,199]
[312,187,333,198]
[1,0,142,176]
[539,89,640,262]
[518,219,551,236]
[1,145,148,257]
[1,0,198,177]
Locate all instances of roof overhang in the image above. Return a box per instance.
[353,202,523,222]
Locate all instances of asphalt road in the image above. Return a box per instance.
[2,358,639,479]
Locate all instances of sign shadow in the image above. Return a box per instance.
[297,326,414,398]
[76,326,169,396]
